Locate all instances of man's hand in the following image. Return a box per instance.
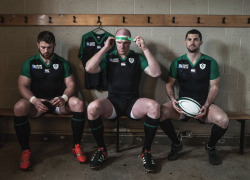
[33,99,49,113]
[134,36,147,51]
[194,105,208,119]
[172,98,183,114]
[50,97,66,107]
[104,36,115,51]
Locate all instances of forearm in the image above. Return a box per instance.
[19,85,35,101]
[62,84,75,98]
[143,48,161,77]
[85,47,108,73]
[204,86,219,107]
[166,84,175,101]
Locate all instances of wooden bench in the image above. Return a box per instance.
[116,112,250,154]
[1,109,250,154]
[0,108,73,118]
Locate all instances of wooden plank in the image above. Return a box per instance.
[120,112,250,120]
[0,108,72,118]
[0,14,250,27]
[1,108,250,119]
[163,15,250,27]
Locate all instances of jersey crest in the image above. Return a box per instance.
[129,58,134,64]
[53,64,59,70]
[200,63,206,70]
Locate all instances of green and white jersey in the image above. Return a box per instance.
[20,53,72,100]
[100,50,148,97]
[169,54,220,105]
[78,31,116,90]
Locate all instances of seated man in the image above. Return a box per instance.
[160,29,229,165]
[14,31,86,170]
[85,28,161,173]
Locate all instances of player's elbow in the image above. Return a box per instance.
[85,63,95,73]
[152,70,161,78]
[85,65,92,73]
[85,64,100,74]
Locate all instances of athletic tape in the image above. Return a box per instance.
[61,94,69,102]
[29,96,37,104]
[115,36,135,42]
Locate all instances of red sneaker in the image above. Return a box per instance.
[72,144,87,163]
[20,149,31,170]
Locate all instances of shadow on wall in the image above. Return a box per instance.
[206,39,246,113]
[239,45,248,113]
[140,41,179,105]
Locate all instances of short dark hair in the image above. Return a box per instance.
[37,31,55,44]
[185,29,202,41]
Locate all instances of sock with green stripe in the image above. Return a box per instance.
[72,112,85,147]
[142,116,159,152]
[14,116,30,151]
[88,117,106,151]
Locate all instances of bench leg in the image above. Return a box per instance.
[116,118,120,152]
[238,120,245,155]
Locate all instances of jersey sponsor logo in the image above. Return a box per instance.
[53,64,59,70]
[86,42,95,46]
[97,45,102,49]
[121,62,126,66]
[128,58,134,64]
[183,64,189,69]
[178,64,189,69]
[199,63,206,70]
[109,58,119,63]
[45,69,50,73]
[32,64,43,69]
[191,68,196,73]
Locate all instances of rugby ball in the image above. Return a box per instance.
[177,97,201,117]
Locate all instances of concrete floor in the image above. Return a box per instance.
[0,142,249,180]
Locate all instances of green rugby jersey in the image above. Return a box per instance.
[78,31,116,90]
[169,54,220,105]
[100,50,148,97]
[20,53,72,100]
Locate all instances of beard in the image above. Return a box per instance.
[187,45,199,53]
[39,49,54,59]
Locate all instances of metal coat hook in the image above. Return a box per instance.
[97,16,101,24]
[172,17,175,23]
[24,16,28,23]
[248,18,250,24]
[148,16,151,23]
[49,16,52,23]
[0,16,4,23]
[222,17,226,24]
[73,16,76,23]
[123,16,126,23]
[197,17,200,24]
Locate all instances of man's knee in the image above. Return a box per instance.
[68,97,85,111]
[214,114,229,129]
[160,102,177,121]
[147,100,160,119]
[14,100,30,116]
[87,101,102,120]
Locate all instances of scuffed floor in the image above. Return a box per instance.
[0,142,249,180]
